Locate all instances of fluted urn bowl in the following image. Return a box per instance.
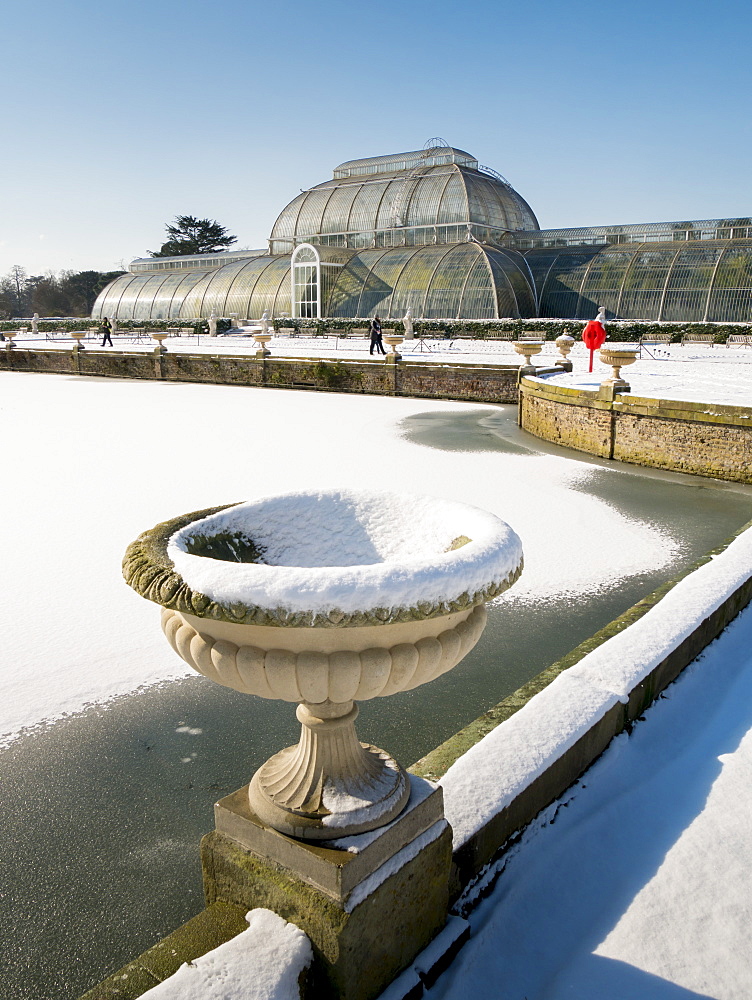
[599,346,639,385]
[123,489,523,839]
[513,340,544,366]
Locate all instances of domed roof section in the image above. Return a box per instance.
[269,146,539,251]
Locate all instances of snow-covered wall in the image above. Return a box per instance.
[413,521,752,897]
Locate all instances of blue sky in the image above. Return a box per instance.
[1,0,750,275]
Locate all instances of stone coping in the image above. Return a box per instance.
[411,514,752,783]
[411,515,752,901]
[123,506,520,629]
[4,345,519,373]
[522,374,752,426]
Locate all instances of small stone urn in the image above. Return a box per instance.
[383,333,404,360]
[555,330,575,365]
[513,339,544,372]
[123,490,523,840]
[151,331,169,353]
[71,330,87,350]
[252,329,272,357]
[599,346,638,392]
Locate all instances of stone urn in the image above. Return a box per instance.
[513,340,544,370]
[555,331,575,365]
[71,330,87,350]
[251,328,272,357]
[151,331,169,352]
[123,489,523,840]
[599,345,639,391]
[383,333,404,359]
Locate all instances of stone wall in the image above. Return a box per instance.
[1,347,518,405]
[519,375,752,483]
[412,518,752,902]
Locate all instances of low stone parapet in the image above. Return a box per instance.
[1,347,519,405]
[519,374,752,483]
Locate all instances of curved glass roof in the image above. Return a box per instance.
[524,240,752,322]
[270,148,539,252]
[325,244,536,320]
[94,255,293,322]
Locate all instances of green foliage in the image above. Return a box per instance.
[150,215,237,258]
[0,266,126,319]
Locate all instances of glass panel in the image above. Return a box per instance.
[488,248,536,316]
[423,244,475,318]
[94,274,139,320]
[619,249,676,319]
[375,179,403,231]
[390,246,447,319]
[224,258,274,318]
[167,272,210,319]
[357,247,417,317]
[248,257,292,318]
[460,255,498,319]
[294,188,336,240]
[318,183,360,235]
[707,244,752,321]
[407,171,453,228]
[199,259,254,317]
[150,271,198,320]
[132,274,171,321]
[269,192,306,242]
[577,250,632,319]
[437,173,469,228]
[538,251,596,318]
[348,182,389,237]
[179,271,217,319]
[326,250,380,317]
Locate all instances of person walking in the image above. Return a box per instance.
[369,315,385,355]
[101,317,113,347]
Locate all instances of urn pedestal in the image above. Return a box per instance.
[513,339,544,374]
[123,489,523,999]
[599,346,638,393]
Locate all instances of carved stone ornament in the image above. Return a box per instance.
[123,491,523,839]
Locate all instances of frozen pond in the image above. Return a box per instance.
[2,384,752,999]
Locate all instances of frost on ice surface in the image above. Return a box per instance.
[140,908,311,1000]
[0,373,691,745]
[168,488,523,615]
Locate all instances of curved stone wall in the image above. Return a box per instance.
[519,375,752,484]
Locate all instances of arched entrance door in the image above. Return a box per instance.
[291,243,320,318]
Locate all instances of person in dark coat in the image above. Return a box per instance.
[101,317,113,347]
[369,315,385,355]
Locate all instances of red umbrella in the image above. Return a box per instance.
[582,318,607,372]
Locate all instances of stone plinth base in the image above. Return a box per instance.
[202,775,452,1000]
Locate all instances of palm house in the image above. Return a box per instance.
[93,142,752,323]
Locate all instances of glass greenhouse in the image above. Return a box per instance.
[92,144,752,324]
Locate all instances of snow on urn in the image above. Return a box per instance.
[123,489,523,840]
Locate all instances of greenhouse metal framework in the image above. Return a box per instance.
[93,143,752,323]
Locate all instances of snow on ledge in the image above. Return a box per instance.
[139,909,312,1000]
[168,489,522,615]
[441,524,752,850]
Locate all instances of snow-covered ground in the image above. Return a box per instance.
[3,356,751,1000]
[431,586,752,1000]
[0,370,680,747]
[15,330,752,407]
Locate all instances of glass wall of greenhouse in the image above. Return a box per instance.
[91,144,752,325]
[325,244,536,320]
[523,241,752,322]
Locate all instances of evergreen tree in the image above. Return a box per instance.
[150,215,237,257]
